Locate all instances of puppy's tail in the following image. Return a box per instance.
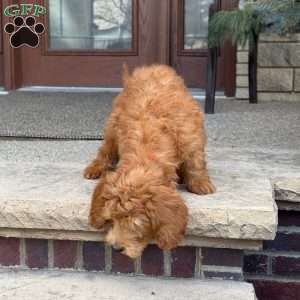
[122,63,130,87]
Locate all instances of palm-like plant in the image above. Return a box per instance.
[208,0,300,103]
[208,4,264,49]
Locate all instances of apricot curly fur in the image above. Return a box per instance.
[84,64,215,258]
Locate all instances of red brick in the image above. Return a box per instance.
[251,280,300,300]
[83,242,105,271]
[111,248,135,273]
[53,240,77,269]
[141,245,164,276]
[272,256,300,276]
[244,254,268,275]
[0,237,20,266]
[278,211,300,227]
[202,248,243,267]
[26,239,48,269]
[264,231,300,252]
[171,247,196,278]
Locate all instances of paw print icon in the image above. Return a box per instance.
[4,16,45,48]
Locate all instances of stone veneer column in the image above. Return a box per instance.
[236,43,249,100]
[235,0,251,100]
[235,34,300,101]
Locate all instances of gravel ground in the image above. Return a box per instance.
[206,100,300,151]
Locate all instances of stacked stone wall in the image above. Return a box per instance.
[236,34,300,101]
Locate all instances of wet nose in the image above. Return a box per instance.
[112,245,125,252]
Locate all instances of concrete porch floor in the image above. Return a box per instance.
[0,99,299,174]
[0,269,257,300]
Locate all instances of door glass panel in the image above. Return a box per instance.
[49,0,133,50]
[184,0,214,50]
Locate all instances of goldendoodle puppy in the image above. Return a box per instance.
[84,64,215,258]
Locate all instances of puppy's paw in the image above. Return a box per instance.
[89,213,106,229]
[84,164,103,180]
[187,179,216,195]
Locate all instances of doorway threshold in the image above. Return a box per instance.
[18,86,123,93]
[190,89,225,100]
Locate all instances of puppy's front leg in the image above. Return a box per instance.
[84,137,118,180]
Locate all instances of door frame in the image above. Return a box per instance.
[219,0,238,97]
[0,1,3,85]
[2,0,23,90]
[170,0,237,96]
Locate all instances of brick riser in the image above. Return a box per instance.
[244,210,300,300]
[0,238,243,280]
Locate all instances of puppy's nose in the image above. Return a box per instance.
[112,245,125,252]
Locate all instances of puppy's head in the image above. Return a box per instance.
[90,168,188,258]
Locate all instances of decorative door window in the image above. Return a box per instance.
[183,0,215,51]
[49,0,133,50]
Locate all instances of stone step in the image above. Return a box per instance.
[273,176,300,211]
[0,269,257,300]
[0,161,277,249]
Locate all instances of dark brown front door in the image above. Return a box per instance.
[15,0,170,87]
[2,0,236,94]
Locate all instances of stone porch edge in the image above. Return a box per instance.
[0,196,277,242]
[0,228,262,250]
[0,162,278,250]
[272,177,300,203]
[0,195,276,251]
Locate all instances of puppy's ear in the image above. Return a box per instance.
[89,173,118,229]
[122,63,130,87]
[89,181,108,229]
[149,186,188,250]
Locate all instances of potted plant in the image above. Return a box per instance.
[207,0,300,104]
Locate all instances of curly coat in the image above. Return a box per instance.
[84,64,215,258]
